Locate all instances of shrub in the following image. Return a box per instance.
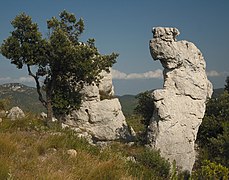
[197,92,229,167]
[192,160,229,180]
[134,91,154,127]
[135,148,170,178]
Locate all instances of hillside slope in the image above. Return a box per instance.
[0,83,224,115]
[0,83,45,113]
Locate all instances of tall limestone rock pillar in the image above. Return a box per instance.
[148,27,213,172]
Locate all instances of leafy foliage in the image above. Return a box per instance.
[135,149,170,178]
[1,10,118,121]
[197,91,229,167]
[134,90,154,127]
[192,160,229,179]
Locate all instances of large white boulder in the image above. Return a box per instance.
[62,70,133,144]
[148,27,213,172]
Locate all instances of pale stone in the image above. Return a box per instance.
[40,112,47,119]
[62,98,132,143]
[61,70,134,144]
[40,112,58,122]
[7,107,25,120]
[0,118,2,123]
[67,149,77,157]
[81,83,100,101]
[98,70,115,96]
[148,27,213,172]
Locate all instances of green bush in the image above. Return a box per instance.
[135,148,170,178]
[192,160,229,180]
[134,90,154,127]
[197,92,229,167]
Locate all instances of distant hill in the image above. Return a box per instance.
[0,83,225,115]
[117,95,137,116]
[0,83,45,113]
[212,88,224,98]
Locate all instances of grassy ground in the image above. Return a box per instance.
[0,115,171,180]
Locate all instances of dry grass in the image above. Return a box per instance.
[0,116,169,179]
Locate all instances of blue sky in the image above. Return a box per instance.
[0,0,229,95]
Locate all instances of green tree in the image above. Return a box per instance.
[1,11,118,124]
[133,91,154,144]
[197,91,229,167]
[134,90,154,127]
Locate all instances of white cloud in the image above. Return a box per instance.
[206,70,221,77]
[18,76,34,83]
[206,70,229,77]
[111,69,163,80]
[0,77,11,82]
[112,69,229,80]
[0,76,34,84]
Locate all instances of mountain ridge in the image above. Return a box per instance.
[0,83,224,115]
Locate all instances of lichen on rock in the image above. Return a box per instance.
[148,27,213,172]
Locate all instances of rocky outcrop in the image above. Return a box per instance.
[62,70,133,144]
[7,106,25,120]
[148,27,213,172]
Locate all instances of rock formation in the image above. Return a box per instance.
[148,27,213,172]
[61,70,133,144]
[7,106,25,120]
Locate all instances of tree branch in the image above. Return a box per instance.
[27,65,47,108]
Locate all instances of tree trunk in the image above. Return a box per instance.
[46,86,53,126]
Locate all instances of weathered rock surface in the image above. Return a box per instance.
[62,70,133,144]
[7,106,25,120]
[148,27,213,172]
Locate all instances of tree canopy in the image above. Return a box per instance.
[197,91,229,167]
[134,90,154,127]
[1,10,118,122]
